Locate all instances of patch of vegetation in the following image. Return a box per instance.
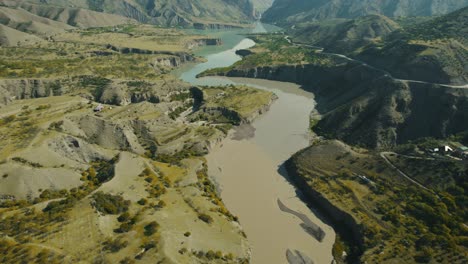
[0,115,16,125]
[170,91,192,102]
[192,249,240,262]
[196,164,238,222]
[115,212,141,234]
[199,34,335,78]
[198,213,214,225]
[144,221,159,236]
[43,197,78,217]
[48,120,64,131]
[169,102,192,120]
[35,104,51,111]
[91,192,130,215]
[214,124,233,135]
[81,158,117,185]
[155,148,200,165]
[137,198,148,205]
[12,157,43,168]
[289,141,468,263]
[102,237,128,253]
[0,239,65,264]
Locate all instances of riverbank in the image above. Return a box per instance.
[204,78,335,264]
[175,23,335,263]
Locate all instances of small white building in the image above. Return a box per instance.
[94,104,104,112]
[434,145,453,153]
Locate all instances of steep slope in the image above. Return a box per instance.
[0,24,44,46]
[0,6,74,36]
[200,34,468,148]
[356,7,468,85]
[6,0,255,27]
[0,0,136,28]
[262,0,468,25]
[288,7,468,85]
[293,14,401,54]
[286,140,468,263]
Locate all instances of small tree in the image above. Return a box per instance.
[144,221,159,236]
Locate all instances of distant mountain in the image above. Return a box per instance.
[0,1,135,29]
[262,0,468,25]
[4,0,256,28]
[0,1,137,46]
[356,7,468,85]
[251,0,273,14]
[289,7,468,85]
[292,14,401,54]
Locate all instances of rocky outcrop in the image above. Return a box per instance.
[0,78,63,105]
[98,83,160,106]
[105,44,197,67]
[194,86,276,125]
[152,57,183,68]
[208,61,468,148]
[186,38,222,49]
[96,79,190,106]
[66,115,145,154]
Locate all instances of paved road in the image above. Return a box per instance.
[284,36,468,89]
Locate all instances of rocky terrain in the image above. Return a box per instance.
[286,140,468,263]
[288,7,468,85]
[356,7,468,85]
[2,0,255,28]
[0,17,276,264]
[200,33,468,148]
[262,0,468,25]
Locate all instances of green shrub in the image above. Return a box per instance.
[144,221,159,236]
[102,238,128,253]
[91,192,129,215]
[198,213,213,224]
[137,198,147,206]
[114,222,132,233]
[117,212,130,222]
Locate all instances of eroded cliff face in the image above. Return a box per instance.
[18,0,256,27]
[0,77,189,107]
[211,62,468,148]
[0,79,61,106]
[285,155,364,261]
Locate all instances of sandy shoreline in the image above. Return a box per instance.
[205,78,335,264]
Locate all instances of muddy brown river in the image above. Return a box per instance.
[174,23,335,264]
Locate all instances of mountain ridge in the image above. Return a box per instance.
[3,0,256,27]
[262,0,468,25]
